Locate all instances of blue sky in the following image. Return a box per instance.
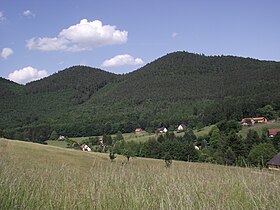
[1,0,280,84]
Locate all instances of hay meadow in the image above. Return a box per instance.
[1,138,280,209]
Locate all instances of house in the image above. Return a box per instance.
[177,124,187,132]
[241,118,254,126]
[157,127,168,133]
[241,117,267,126]
[267,152,280,170]
[58,135,65,141]
[252,117,268,123]
[268,128,280,138]
[81,144,91,152]
[135,128,143,133]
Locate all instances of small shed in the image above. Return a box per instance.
[267,152,280,170]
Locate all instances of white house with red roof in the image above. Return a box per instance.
[241,117,267,126]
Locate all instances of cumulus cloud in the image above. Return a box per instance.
[1,48,14,59]
[101,54,144,68]
[26,19,128,52]
[26,37,68,51]
[8,66,48,84]
[23,10,35,17]
[0,11,6,21]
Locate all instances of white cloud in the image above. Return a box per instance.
[1,48,14,59]
[26,19,128,52]
[8,66,48,84]
[26,37,68,51]
[0,11,6,21]
[101,54,144,68]
[23,10,35,17]
[172,32,178,38]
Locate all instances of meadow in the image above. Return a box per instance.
[1,138,280,209]
[239,121,280,137]
[47,126,215,148]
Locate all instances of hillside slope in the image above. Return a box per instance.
[1,52,280,139]
[1,138,280,209]
[0,77,24,97]
[77,52,280,133]
[102,52,280,101]
[0,66,118,137]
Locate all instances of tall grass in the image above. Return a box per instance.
[1,138,280,209]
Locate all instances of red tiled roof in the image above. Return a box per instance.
[268,128,280,137]
[241,117,267,122]
[252,117,266,121]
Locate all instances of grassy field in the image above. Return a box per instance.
[1,138,280,209]
[47,127,214,148]
[45,140,69,148]
[239,121,280,137]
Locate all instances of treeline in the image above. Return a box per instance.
[77,130,200,162]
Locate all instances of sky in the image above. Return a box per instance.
[1,0,280,84]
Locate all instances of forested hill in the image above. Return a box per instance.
[0,52,279,141]
[105,52,280,101]
[26,66,118,104]
[0,77,23,97]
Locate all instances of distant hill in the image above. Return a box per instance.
[1,52,279,141]
[0,77,23,97]
[26,66,118,104]
[119,52,279,100]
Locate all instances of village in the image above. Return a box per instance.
[52,116,280,170]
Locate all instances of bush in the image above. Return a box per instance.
[248,143,277,167]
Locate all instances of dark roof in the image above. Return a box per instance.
[267,152,280,166]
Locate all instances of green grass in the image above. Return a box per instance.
[1,138,280,209]
[194,125,214,137]
[122,131,154,142]
[71,131,153,142]
[45,140,69,148]
[55,127,212,147]
[239,121,280,138]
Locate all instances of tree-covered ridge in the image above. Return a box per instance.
[26,66,118,93]
[0,77,24,97]
[0,51,280,140]
[26,66,119,104]
[103,51,280,101]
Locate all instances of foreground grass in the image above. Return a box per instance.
[1,138,280,209]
